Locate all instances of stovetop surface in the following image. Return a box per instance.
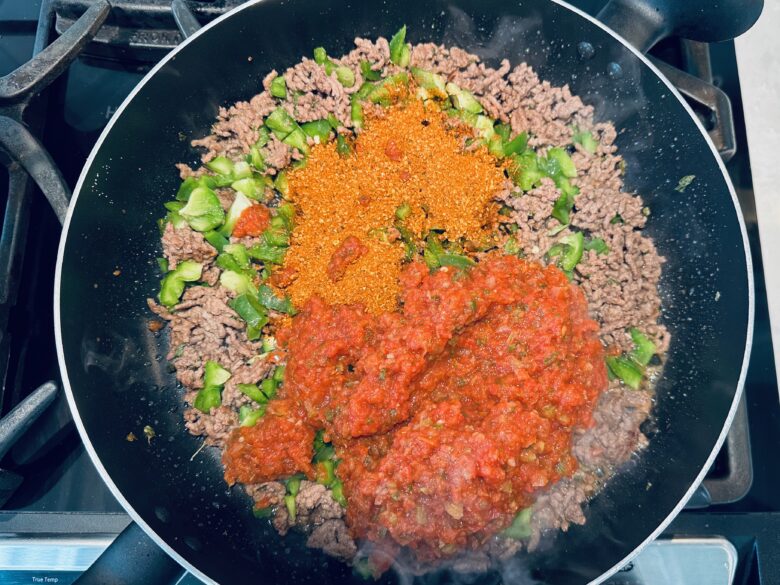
[0,0,778,583]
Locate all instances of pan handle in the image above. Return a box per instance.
[171,0,203,40]
[0,382,58,459]
[597,0,764,54]
[74,522,186,585]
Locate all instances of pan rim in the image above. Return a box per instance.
[53,0,755,583]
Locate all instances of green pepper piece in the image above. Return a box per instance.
[353,558,375,580]
[163,201,184,212]
[265,107,298,138]
[247,243,287,265]
[237,383,268,404]
[232,161,252,180]
[205,156,234,177]
[438,253,475,270]
[395,224,416,261]
[263,226,290,248]
[335,134,351,157]
[504,236,522,257]
[223,243,251,268]
[350,99,364,129]
[360,60,382,82]
[445,82,483,114]
[559,232,584,272]
[572,127,598,154]
[313,429,326,452]
[284,494,297,522]
[270,75,287,99]
[355,81,376,100]
[254,127,270,148]
[204,360,231,386]
[301,119,332,142]
[260,377,278,400]
[314,442,335,463]
[494,123,511,142]
[273,171,289,198]
[336,134,352,157]
[630,328,656,366]
[193,386,222,413]
[367,72,409,105]
[318,459,336,486]
[606,356,643,390]
[162,210,187,231]
[273,365,286,383]
[423,248,440,270]
[158,272,188,307]
[330,479,347,507]
[546,243,565,260]
[216,253,244,274]
[204,230,229,252]
[239,405,266,427]
[326,113,340,129]
[313,47,328,65]
[410,67,446,97]
[584,237,609,255]
[503,132,528,156]
[282,127,310,155]
[156,257,169,273]
[511,152,543,191]
[388,25,411,67]
[313,430,335,462]
[395,202,411,220]
[675,175,696,192]
[546,147,577,179]
[425,233,445,257]
[551,191,575,225]
[175,176,198,202]
[257,284,296,315]
[253,506,273,519]
[335,66,355,88]
[287,475,302,497]
[196,175,218,189]
[232,176,265,200]
[220,270,257,295]
[179,186,225,232]
[474,115,495,141]
[276,203,295,230]
[228,294,269,340]
[503,507,533,540]
[487,135,505,158]
[158,260,203,307]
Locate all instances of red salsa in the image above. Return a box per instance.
[326,236,369,282]
[232,204,271,238]
[223,255,607,561]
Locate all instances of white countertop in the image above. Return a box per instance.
[735,4,780,392]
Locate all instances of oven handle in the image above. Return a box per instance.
[74,523,185,585]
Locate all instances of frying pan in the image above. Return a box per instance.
[55,0,759,583]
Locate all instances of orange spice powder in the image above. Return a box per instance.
[282,99,507,313]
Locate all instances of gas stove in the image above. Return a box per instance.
[0,1,777,584]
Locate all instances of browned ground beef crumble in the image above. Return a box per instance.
[149,35,668,573]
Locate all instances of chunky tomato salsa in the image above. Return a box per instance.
[223,254,607,561]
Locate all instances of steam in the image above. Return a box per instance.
[354,536,544,585]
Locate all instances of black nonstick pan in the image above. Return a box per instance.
[55,0,759,583]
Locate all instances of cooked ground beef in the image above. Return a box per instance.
[152,33,668,572]
[160,222,216,270]
[246,479,357,559]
